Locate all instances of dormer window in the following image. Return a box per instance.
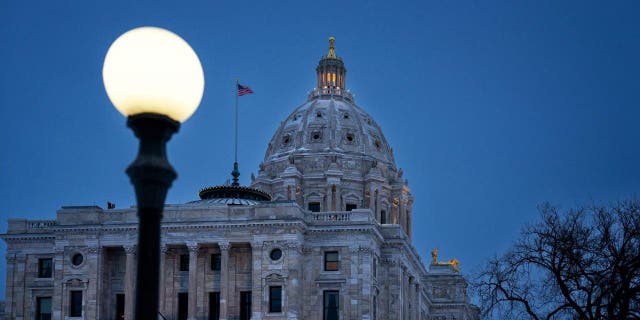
[345,133,354,143]
[316,111,322,118]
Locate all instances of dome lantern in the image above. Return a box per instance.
[311,37,351,101]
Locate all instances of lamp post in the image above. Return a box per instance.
[102,27,204,319]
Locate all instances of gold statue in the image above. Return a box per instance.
[448,258,460,272]
[327,36,337,59]
[430,248,461,272]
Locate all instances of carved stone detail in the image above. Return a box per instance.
[186,242,199,252]
[218,242,230,251]
[123,245,137,255]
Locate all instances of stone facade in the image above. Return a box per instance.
[1,38,480,320]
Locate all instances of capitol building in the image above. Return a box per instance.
[2,38,479,320]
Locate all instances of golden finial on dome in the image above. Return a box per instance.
[327,36,337,59]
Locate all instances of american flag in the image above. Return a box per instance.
[237,83,254,96]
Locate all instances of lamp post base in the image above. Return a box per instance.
[126,113,180,320]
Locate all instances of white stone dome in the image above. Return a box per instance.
[263,97,396,170]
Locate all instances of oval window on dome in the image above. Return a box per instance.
[311,131,322,142]
[282,135,291,145]
[374,140,381,150]
[346,133,354,143]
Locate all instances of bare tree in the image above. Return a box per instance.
[473,200,640,320]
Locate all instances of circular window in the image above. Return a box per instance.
[270,248,283,261]
[343,113,349,119]
[72,253,84,266]
[312,132,321,141]
[374,140,381,150]
[282,135,291,145]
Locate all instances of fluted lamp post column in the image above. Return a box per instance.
[102,26,205,319]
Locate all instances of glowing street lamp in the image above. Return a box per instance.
[103,26,204,319]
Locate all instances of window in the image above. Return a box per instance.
[345,204,357,211]
[180,254,189,271]
[210,254,221,271]
[308,202,321,212]
[269,248,283,261]
[269,286,282,313]
[38,258,52,278]
[380,210,387,224]
[178,293,188,320]
[345,133,354,142]
[69,290,82,317]
[240,291,252,320]
[36,297,52,320]
[209,292,220,320]
[71,253,83,266]
[323,290,339,320]
[324,251,339,271]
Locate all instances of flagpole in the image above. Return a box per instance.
[235,79,239,164]
[232,79,240,186]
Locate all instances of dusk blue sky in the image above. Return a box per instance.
[1,1,639,299]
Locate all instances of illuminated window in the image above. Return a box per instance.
[332,73,336,84]
[326,73,330,82]
[324,251,339,271]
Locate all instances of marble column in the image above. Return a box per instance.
[187,242,199,320]
[12,255,26,319]
[52,247,64,320]
[286,241,303,318]
[123,245,136,320]
[4,254,15,319]
[159,245,168,316]
[219,242,230,320]
[251,241,263,319]
[86,246,101,319]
